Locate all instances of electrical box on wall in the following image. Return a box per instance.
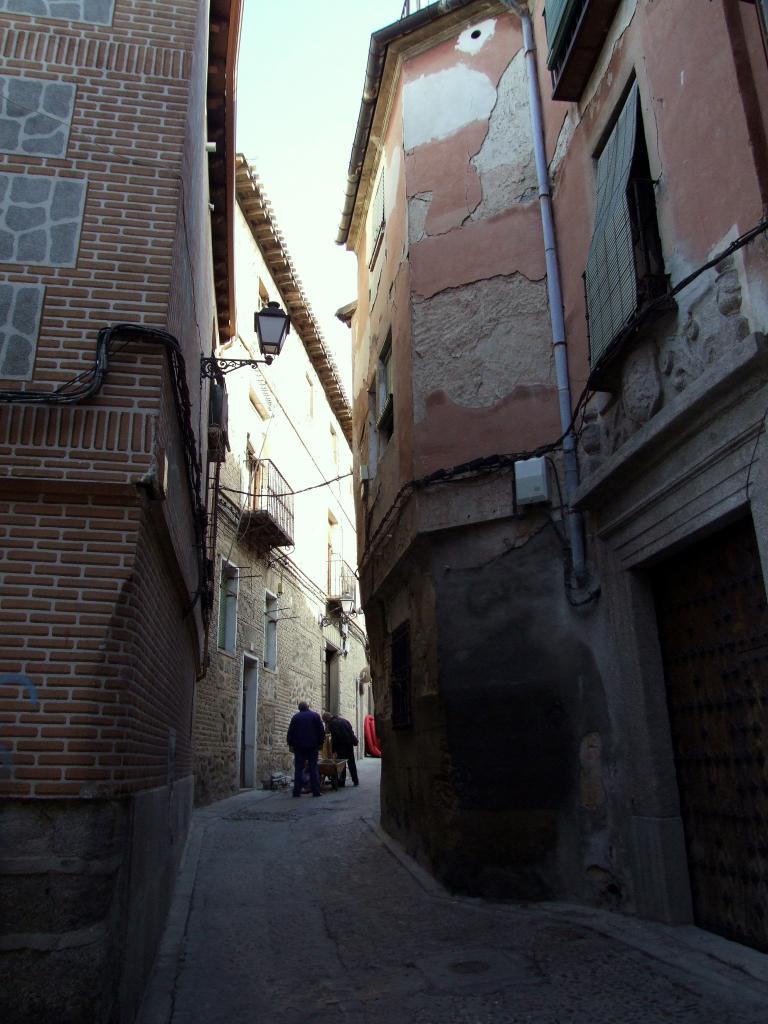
[514,456,550,505]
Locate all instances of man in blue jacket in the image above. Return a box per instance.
[286,700,325,798]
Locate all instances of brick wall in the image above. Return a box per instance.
[0,0,220,1018]
[0,0,209,799]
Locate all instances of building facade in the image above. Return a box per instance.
[0,1,242,1020]
[193,157,368,806]
[338,0,768,951]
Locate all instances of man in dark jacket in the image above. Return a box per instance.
[322,712,359,786]
[287,701,325,797]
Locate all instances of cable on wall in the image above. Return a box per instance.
[0,323,211,619]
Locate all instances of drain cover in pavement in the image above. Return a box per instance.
[417,948,541,993]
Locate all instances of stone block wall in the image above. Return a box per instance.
[194,509,368,805]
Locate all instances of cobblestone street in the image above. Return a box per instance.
[138,760,768,1024]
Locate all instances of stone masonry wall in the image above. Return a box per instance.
[195,499,367,805]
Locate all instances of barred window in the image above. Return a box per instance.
[585,81,667,370]
[391,621,412,729]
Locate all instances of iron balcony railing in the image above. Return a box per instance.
[401,0,440,17]
[245,459,294,548]
[328,556,357,607]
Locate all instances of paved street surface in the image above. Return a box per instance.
[138,759,768,1024]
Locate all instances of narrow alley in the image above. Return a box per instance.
[138,760,768,1024]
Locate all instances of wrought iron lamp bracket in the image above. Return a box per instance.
[201,355,273,381]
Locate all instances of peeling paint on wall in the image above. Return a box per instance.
[456,18,496,55]
[403,65,497,151]
[408,192,432,245]
[411,273,553,419]
[549,109,575,187]
[580,0,638,112]
[470,50,536,219]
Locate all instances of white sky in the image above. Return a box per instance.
[237,0,405,398]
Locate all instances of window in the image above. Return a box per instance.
[330,424,338,465]
[327,512,339,592]
[306,374,314,419]
[584,81,667,370]
[264,592,278,669]
[324,647,339,713]
[368,169,385,268]
[758,0,768,52]
[391,621,412,728]
[545,0,622,101]
[217,561,238,653]
[376,333,394,445]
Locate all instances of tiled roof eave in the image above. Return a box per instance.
[234,155,353,444]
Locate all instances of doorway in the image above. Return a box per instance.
[240,655,259,788]
[651,516,768,951]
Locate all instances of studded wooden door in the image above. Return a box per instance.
[652,517,768,951]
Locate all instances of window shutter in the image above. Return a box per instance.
[370,171,385,257]
[585,82,640,367]
[545,0,579,69]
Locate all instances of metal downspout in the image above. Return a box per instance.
[501,0,586,581]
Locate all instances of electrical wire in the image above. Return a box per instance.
[589,215,768,382]
[219,471,352,501]
[0,323,211,617]
[256,378,358,536]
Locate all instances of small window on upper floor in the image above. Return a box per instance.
[330,423,338,465]
[264,591,278,670]
[376,333,394,446]
[217,561,238,654]
[306,374,315,419]
[368,169,386,269]
[545,0,622,101]
[584,81,668,373]
[757,0,768,50]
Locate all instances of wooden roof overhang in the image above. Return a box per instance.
[235,156,354,445]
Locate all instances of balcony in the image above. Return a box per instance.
[400,0,439,17]
[241,460,294,549]
[327,556,357,611]
[545,0,622,101]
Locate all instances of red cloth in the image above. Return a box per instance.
[364,714,382,758]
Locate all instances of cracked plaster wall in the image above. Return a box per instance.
[412,273,552,420]
[403,64,497,152]
[401,11,551,453]
[470,48,537,218]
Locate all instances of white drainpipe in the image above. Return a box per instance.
[500,0,586,581]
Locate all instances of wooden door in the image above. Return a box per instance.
[652,517,768,950]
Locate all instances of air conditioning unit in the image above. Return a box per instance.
[514,456,550,506]
[207,383,230,463]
